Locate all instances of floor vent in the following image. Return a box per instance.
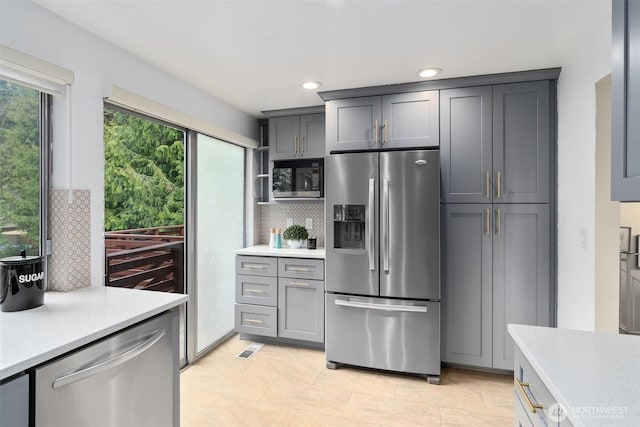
[236,342,264,360]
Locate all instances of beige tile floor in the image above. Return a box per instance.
[180,335,513,427]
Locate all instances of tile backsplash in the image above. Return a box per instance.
[258,202,325,248]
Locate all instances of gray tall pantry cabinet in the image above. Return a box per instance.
[612,0,640,201]
[440,80,554,370]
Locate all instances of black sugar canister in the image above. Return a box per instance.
[0,250,44,312]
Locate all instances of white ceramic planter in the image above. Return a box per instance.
[287,240,304,249]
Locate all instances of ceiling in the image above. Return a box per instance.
[34,0,610,118]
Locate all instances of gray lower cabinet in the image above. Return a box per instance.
[325,91,439,154]
[234,255,325,344]
[269,114,325,160]
[612,0,640,201]
[440,81,550,204]
[0,373,29,427]
[441,204,550,370]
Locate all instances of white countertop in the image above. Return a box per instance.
[0,286,187,380]
[509,324,640,426]
[235,244,325,259]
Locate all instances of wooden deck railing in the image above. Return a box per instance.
[105,226,184,294]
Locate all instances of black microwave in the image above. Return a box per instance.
[272,159,323,199]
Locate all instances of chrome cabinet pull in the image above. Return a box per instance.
[382,120,388,144]
[244,319,264,324]
[485,171,491,199]
[301,135,305,156]
[368,178,375,271]
[382,179,390,273]
[294,135,298,156]
[485,209,491,236]
[289,281,310,287]
[496,208,502,236]
[515,378,544,414]
[245,288,265,294]
[244,264,265,270]
[496,170,502,199]
[288,266,311,272]
[374,120,379,145]
[53,329,165,390]
[335,299,427,313]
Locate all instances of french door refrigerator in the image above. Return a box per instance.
[325,149,441,383]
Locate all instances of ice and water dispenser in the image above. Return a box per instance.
[332,205,366,250]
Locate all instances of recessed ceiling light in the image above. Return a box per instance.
[302,81,322,90]
[417,68,442,79]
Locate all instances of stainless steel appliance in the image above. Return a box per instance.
[325,150,441,383]
[34,309,179,427]
[272,159,323,199]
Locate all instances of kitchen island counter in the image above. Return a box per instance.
[0,286,187,380]
[509,324,640,426]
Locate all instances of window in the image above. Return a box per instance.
[0,79,49,258]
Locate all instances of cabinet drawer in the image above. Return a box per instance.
[236,275,277,306]
[235,304,277,337]
[514,347,558,426]
[278,258,324,280]
[236,256,277,277]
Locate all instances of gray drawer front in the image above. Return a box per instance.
[278,258,324,280]
[514,347,558,427]
[235,304,277,337]
[236,256,277,277]
[236,275,277,307]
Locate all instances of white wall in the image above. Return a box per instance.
[0,1,258,286]
[556,19,611,330]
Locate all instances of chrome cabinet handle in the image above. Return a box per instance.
[289,281,310,287]
[244,319,264,324]
[288,266,311,272]
[382,179,390,273]
[496,208,502,236]
[496,171,502,199]
[374,120,379,145]
[485,209,491,236]
[382,120,388,144]
[335,299,427,313]
[301,135,305,156]
[485,171,491,199]
[245,288,265,294]
[52,329,165,390]
[515,378,544,414]
[244,264,265,270]
[294,135,298,156]
[368,178,375,271]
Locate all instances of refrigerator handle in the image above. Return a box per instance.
[383,179,390,272]
[368,178,375,271]
[335,298,428,313]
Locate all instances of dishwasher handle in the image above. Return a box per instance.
[52,328,166,390]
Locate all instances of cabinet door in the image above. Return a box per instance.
[493,82,550,203]
[493,204,550,370]
[299,114,325,158]
[381,91,440,148]
[269,116,299,160]
[612,0,640,201]
[440,86,493,203]
[325,97,382,154]
[0,374,29,427]
[441,204,493,368]
[278,278,324,343]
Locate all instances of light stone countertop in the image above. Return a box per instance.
[509,324,640,426]
[0,286,187,380]
[235,244,325,259]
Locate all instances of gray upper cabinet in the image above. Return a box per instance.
[326,91,439,154]
[492,204,550,370]
[493,81,550,204]
[440,86,493,203]
[269,114,325,160]
[440,82,550,203]
[441,204,493,368]
[612,0,640,201]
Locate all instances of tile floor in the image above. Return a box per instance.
[180,335,513,426]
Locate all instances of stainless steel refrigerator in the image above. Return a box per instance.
[325,149,441,383]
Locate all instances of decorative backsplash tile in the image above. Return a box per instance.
[49,189,91,291]
[258,202,325,248]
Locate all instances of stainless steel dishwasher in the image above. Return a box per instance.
[34,308,179,427]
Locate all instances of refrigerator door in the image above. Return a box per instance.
[380,150,440,299]
[326,153,379,296]
[326,294,441,375]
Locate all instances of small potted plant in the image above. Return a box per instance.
[282,225,308,249]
